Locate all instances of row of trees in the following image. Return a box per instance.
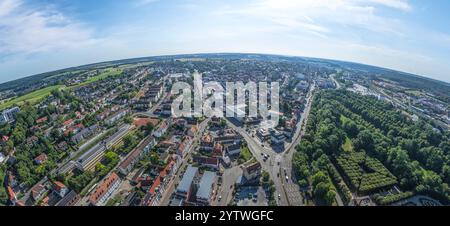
[292,90,450,205]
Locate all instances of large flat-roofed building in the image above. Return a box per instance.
[55,190,80,206]
[256,128,270,142]
[118,136,156,175]
[105,109,130,126]
[0,107,20,124]
[270,130,286,146]
[89,172,121,206]
[77,124,131,171]
[195,171,216,206]
[176,165,199,199]
[76,143,106,172]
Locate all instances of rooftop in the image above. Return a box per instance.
[177,165,198,194]
[196,171,216,200]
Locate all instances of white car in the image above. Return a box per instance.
[285,176,289,182]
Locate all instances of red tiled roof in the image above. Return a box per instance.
[89,172,119,205]
[7,186,15,200]
[146,161,174,205]
[34,153,48,163]
[53,181,66,191]
[189,126,198,134]
[202,134,213,143]
[63,119,74,127]
[36,117,48,124]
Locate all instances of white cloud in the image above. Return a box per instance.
[135,0,160,6]
[215,0,412,38]
[0,0,97,56]
[368,0,412,12]
[0,0,19,17]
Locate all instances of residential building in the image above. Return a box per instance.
[0,152,5,164]
[71,124,100,144]
[76,143,106,172]
[176,165,199,199]
[200,134,214,151]
[0,107,20,124]
[89,172,121,206]
[142,160,177,206]
[225,142,241,156]
[270,130,286,146]
[154,121,169,138]
[118,136,156,175]
[34,153,48,165]
[256,128,270,142]
[55,190,80,206]
[242,161,262,181]
[193,156,219,170]
[105,109,129,125]
[52,181,69,198]
[195,171,216,206]
[212,143,223,157]
[31,183,47,201]
[177,136,192,159]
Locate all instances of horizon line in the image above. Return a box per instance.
[1,52,449,86]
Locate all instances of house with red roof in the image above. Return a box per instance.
[89,172,121,206]
[177,136,192,158]
[7,186,16,205]
[34,153,48,165]
[212,143,223,157]
[193,156,219,170]
[142,160,177,206]
[36,117,48,124]
[53,181,69,198]
[63,119,74,128]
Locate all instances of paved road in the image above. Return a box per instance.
[226,84,315,206]
[158,118,211,206]
[330,74,342,89]
[224,120,289,205]
[278,84,315,206]
[213,166,243,206]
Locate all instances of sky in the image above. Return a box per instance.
[0,0,449,83]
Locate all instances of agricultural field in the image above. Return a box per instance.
[69,68,123,88]
[0,85,63,110]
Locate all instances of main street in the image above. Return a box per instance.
[225,119,287,205]
[158,117,211,206]
[279,83,315,206]
[226,83,315,206]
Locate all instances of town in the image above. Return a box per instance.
[0,54,449,207]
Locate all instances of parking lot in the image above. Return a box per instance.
[235,186,268,206]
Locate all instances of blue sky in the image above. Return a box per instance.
[0,0,449,83]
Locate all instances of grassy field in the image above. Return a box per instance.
[69,68,123,88]
[238,146,253,164]
[342,137,353,152]
[0,85,63,110]
[0,68,123,110]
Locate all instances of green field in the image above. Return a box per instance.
[0,68,123,110]
[0,85,63,110]
[238,146,254,164]
[69,68,123,88]
[342,137,353,152]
